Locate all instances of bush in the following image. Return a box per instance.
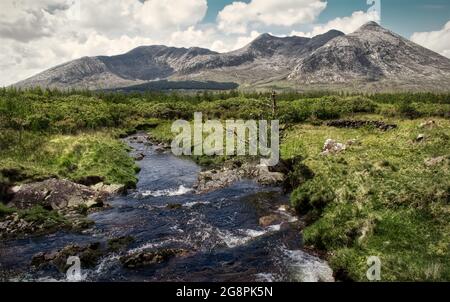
[311,96,342,120]
[342,96,377,114]
[398,101,421,119]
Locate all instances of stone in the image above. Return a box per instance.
[107,236,135,252]
[8,179,105,210]
[416,134,426,142]
[321,139,346,155]
[255,165,285,185]
[120,249,190,269]
[31,243,105,272]
[167,203,183,210]
[419,120,436,129]
[326,120,397,131]
[259,214,283,227]
[133,153,145,161]
[91,183,125,196]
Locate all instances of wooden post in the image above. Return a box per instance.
[271,90,277,115]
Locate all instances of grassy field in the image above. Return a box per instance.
[282,116,450,281]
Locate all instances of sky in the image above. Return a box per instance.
[0,0,449,86]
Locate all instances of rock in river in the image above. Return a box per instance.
[8,178,106,210]
[120,249,190,269]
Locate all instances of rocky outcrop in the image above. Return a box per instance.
[91,183,126,196]
[31,242,105,272]
[288,22,450,90]
[8,178,106,210]
[31,237,136,271]
[194,163,285,194]
[120,249,190,269]
[321,139,347,156]
[1,178,127,240]
[326,120,397,131]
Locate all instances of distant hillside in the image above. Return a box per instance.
[14,22,450,92]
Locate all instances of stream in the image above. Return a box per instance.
[0,137,333,282]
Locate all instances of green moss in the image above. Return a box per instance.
[0,203,15,218]
[0,132,138,188]
[19,206,68,229]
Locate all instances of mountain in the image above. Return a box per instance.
[14,22,450,91]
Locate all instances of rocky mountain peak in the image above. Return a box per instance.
[355,21,388,33]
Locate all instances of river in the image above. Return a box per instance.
[0,137,333,282]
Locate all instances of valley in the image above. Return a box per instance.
[0,89,449,281]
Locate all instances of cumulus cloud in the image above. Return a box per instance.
[0,0,209,86]
[217,0,327,34]
[291,10,380,37]
[411,21,450,58]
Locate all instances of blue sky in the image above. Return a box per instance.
[205,0,450,38]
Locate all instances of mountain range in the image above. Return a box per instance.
[14,22,450,92]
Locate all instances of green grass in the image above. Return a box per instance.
[0,131,138,188]
[18,206,68,228]
[281,116,450,281]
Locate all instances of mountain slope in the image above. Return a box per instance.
[288,22,450,90]
[14,22,450,91]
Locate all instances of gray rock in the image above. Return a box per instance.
[8,179,105,210]
[321,139,347,155]
[91,183,125,196]
[120,249,190,269]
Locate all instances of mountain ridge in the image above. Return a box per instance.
[13,22,450,92]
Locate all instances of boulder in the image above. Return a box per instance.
[419,120,436,129]
[107,236,135,252]
[194,163,287,194]
[416,134,426,142]
[8,179,105,210]
[255,165,285,185]
[259,214,283,227]
[321,139,347,155]
[133,153,145,161]
[91,182,125,196]
[120,249,190,269]
[31,242,104,272]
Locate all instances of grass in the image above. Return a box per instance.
[0,203,15,217]
[281,116,450,281]
[0,131,138,188]
[18,206,69,229]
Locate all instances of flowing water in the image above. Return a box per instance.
[0,137,333,282]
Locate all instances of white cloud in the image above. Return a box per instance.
[218,0,327,34]
[410,21,450,58]
[291,10,380,37]
[0,0,209,86]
